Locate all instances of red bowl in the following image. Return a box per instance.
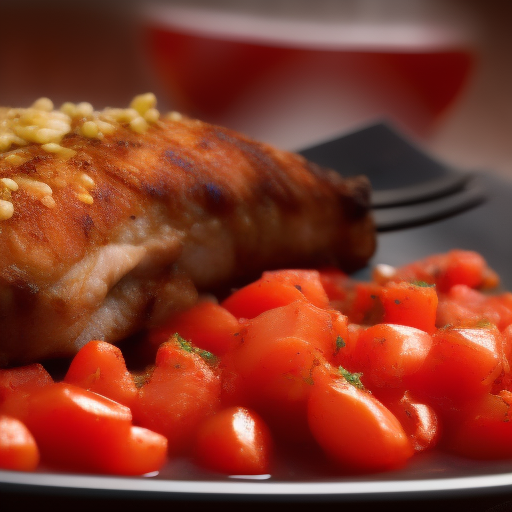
[141,4,476,146]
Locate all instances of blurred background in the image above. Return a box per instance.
[2,0,511,178]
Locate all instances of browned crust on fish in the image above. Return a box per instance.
[0,116,375,365]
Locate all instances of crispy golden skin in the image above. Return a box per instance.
[0,117,375,366]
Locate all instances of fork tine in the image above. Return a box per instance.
[371,172,472,208]
[374,176,486,232]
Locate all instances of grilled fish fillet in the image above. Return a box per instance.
[0,100,375,366]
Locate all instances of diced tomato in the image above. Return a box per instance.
[492,325,512,393]
[411,326,503,403]
[101,425,168,476]
[9,382,142,473]
[436,286,491,329]
[221,278,304,319]
[318,268,351,304]
[262,269,330,307]
[321,273,383,325]
[221,269,329,319]
[375,250,499,293]
[437,285,512,331]
[0,365,54,422]
[233,300,348,362]
[319,269,383,324]
[307,370,414,472]
[348,323,433,390]
[2,249,512,477]
[223,302,339,442]
[64,340,138,409]
[5,381,167,475]
[502,324,512,369]
[218,351,249,409]
[194,407,272,475]
[146,300,240,355]
[0,364,53,403]
[377,390,440,452]
[0,415,40,472]
[443,391,512,459]
[437,250,498,292]
[487,292,512,330]
[345,282,384,325]
[380,282,438,334]
[133,336,222,455]
[331,323,365,369]
[224,332,327,443]
[487,293,512,331]
[24,381,133,451]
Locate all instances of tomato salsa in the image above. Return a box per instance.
[1,249,511,476]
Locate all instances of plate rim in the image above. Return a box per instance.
[2,467,512,501]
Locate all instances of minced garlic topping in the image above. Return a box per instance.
[0,93,161,156]
[0,93,166,221]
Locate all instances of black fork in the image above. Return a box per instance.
[299,123,486,231]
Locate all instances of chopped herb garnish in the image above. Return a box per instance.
[175,333,193,352]
[335,335,346,354]
[133,366,154,389]
[173,333,218,365]
[338,366,365,390]
[411,280,435,288]
[475,319,493,328]
[304,358,321,386]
